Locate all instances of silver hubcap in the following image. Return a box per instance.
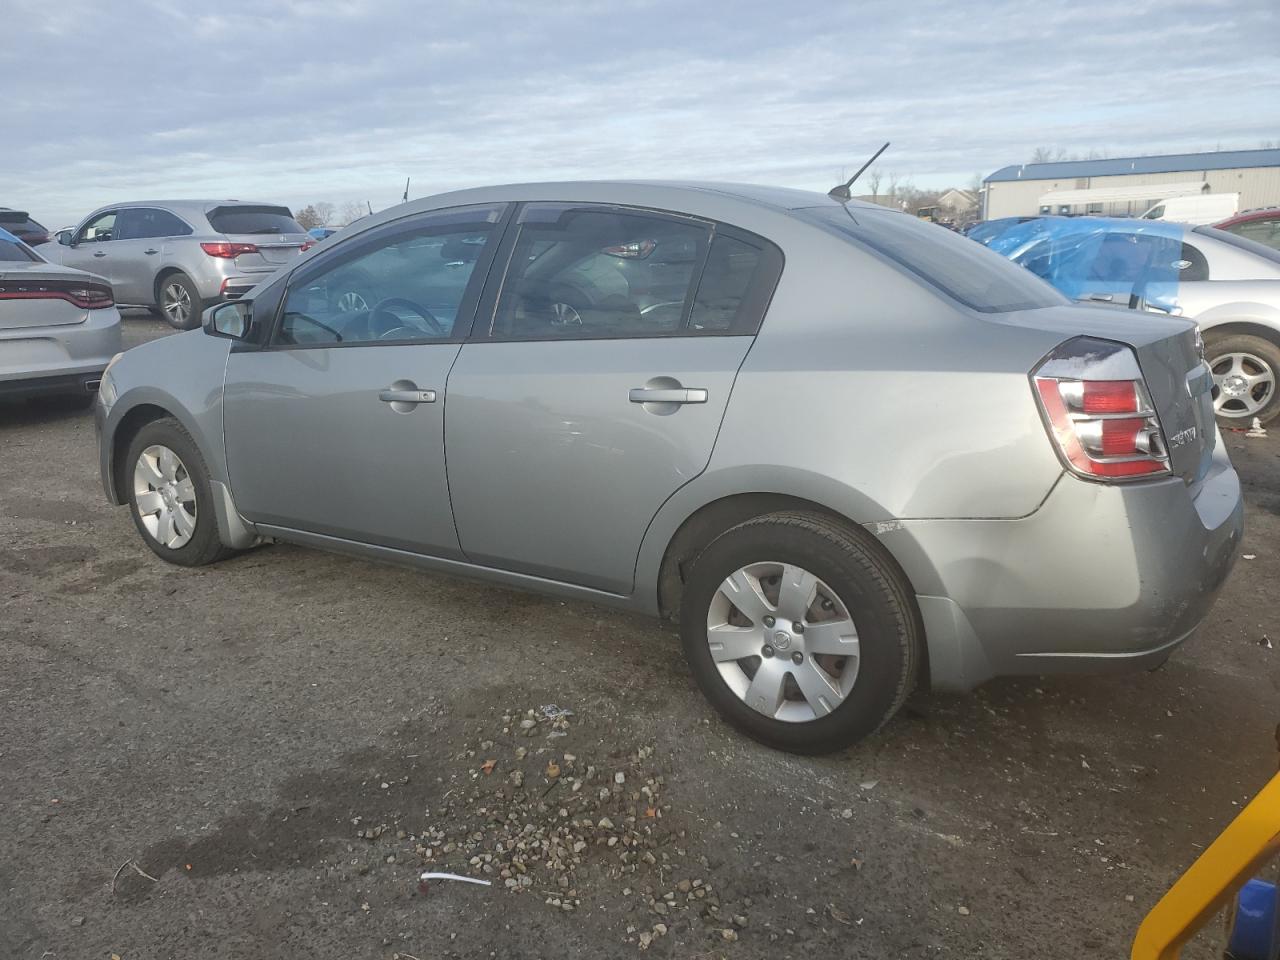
[163,283,191,325]
[132,444,197,549]
[337,290,369,312]
[1211,352,1275,418]
[707,562,860,723]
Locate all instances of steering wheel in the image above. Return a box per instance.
[369,297,444,340]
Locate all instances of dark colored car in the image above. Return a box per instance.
[1215,208,1280,251]
[963,216,1036,245]
[0,208,52,246]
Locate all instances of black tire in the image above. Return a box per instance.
[156,272,203,330]
[680,511,920,754]
[125,417,235,566]
[1205,332,1280,426]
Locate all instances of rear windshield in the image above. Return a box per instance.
[799,205,1065,313]
[1192,225,1280,265]
[0,232,38,261]
[207,205,305,236]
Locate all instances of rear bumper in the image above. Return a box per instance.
[877,442,1244,691]
[0,307,121,399]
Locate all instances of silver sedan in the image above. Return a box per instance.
[95,182,1242,754]
[0,227,120,407]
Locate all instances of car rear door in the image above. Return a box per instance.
[444,202,783,594]
[221,203,508,556]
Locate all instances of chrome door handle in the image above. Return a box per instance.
[628,387,708,404]
[92,252,106,258]
[379,388,436,404]
[144,248,159,255]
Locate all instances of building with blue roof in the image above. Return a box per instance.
[981,148,1280,220]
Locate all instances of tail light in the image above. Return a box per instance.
[1032,337,1169,480]
[300,240,315,253]
[201,241,258,258]
[0,279,114,309]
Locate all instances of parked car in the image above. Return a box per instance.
[308,226,339,241]
[963,216,1036,245]
[41,201,312,330]
[979,216,1280,424]
[0,226,121,406]
[1215,208,1280,251]
[0,207,52,246]
[95,182,1241,753]
[1140,193,1239,225]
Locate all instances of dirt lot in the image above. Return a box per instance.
[2,312,1277,960]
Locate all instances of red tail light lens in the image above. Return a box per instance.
[0,279,114,309]
[300,240,315,253]
[1032,338,1169,481]
[201,242,258,258]
[602,239,656,259]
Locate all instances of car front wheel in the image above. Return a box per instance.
[125,418,234,566]
[680,512,920,754]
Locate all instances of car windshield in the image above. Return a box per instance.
[1193,225,1280,265]
[799,205,1065,313]
[207,205,305,236]
[0,229,38,261]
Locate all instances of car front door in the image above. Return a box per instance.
[60,210,118,277]
[445,202,783,594]
[221,203,508,556]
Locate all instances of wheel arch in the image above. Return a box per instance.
[108,402,174,503]
[1199,318,1280,352]
[650,489,932,689]
[152,266,190,307]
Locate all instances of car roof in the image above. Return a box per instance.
[1215,207,1280,227]
[78,199,293,220]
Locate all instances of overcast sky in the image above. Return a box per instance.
[4,0,1277,226]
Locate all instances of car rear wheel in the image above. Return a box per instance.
[158,273,202,330]
[679,512,920,754]
[1206,333,1280,425]
[126,418,234,566]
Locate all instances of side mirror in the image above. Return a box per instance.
[58,231,73,246]
[203,300,252,340]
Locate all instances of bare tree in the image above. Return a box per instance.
[313,201,335,226]
[293,205,323,230]
[887,172,900,202]
[338,201,367,226]
[867,169,882,201]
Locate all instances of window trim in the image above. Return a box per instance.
[470,201,783,344]
[256,202,513,352]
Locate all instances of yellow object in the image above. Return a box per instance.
[1132,771,1280,959]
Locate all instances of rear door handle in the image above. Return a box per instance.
[379,388,436,404]
[628,387,708,404]
[92,252,106,258]
[144,248,159,255]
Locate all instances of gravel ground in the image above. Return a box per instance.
[1,312,1277,959]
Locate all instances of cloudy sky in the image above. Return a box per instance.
[4,0,1277,226]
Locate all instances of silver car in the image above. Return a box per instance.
[1,226,120,406]
[95,182,1243,753]
[43,200,311,330]
[981,216,1280,423]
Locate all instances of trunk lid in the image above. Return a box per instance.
[998,302,1214,484]
[0,263,109,330]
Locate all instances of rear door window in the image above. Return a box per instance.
[688,233,779,332]
[489,205,711,339]
[209,205,305,236]
[116,207,193,240]
[799,205,1065,313]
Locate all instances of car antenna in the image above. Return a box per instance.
[828,142,890,201]
[402,177,410,203]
